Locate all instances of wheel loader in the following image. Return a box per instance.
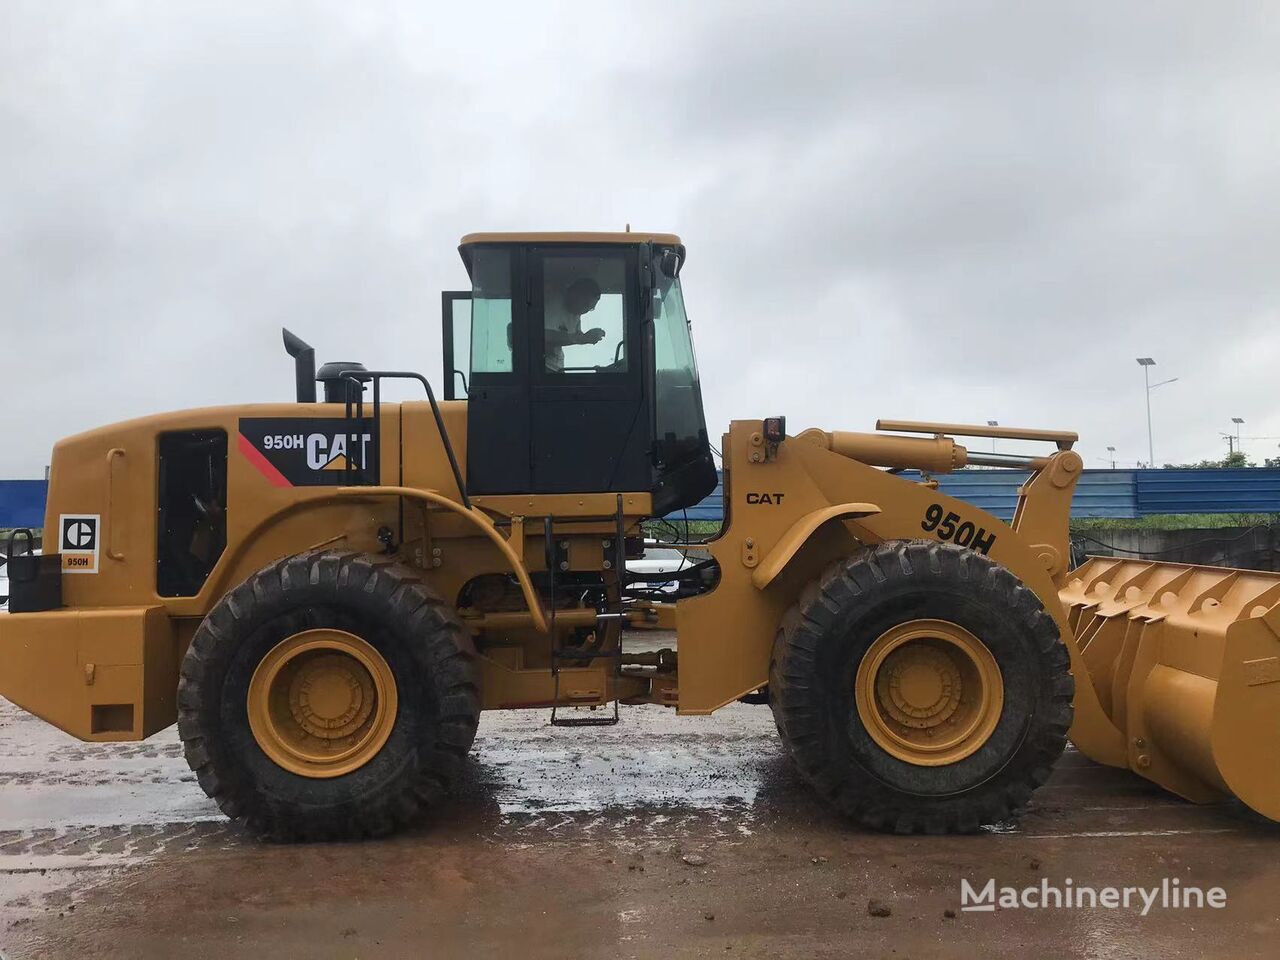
[2,231,1278,840]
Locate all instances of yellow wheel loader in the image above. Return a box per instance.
[2,231,1277,840]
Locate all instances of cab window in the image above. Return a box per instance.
[471,248,513,374]
[540,253,628,375]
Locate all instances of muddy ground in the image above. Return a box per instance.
[2,655,1278,958]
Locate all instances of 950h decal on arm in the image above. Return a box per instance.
[921,503,997,554]
[237,418,378,487]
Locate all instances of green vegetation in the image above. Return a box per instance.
[1,529,43,544]
[1162,451,1280,469]
[1071,514,1280,531]
[647,516,1280,539]
[643,519,722,542]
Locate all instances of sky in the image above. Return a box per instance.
[3,1,1279,478]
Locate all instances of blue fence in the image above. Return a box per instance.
[6,469,1280,529]
[0,481,49,529]
[1134,469,1280,516]
[672,468,1280,524]
[896,469,1139,521]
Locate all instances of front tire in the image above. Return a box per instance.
[769,540,1072,833]
[178,550,480,840]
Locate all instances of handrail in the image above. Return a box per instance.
[340,370,470,510]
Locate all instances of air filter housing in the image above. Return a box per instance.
[316,361,368,404]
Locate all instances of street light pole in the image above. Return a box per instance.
[1232,417,1244,460]
[1137,358,1156,468]
[1106,445,1116,469]
[1136,358,1177,468]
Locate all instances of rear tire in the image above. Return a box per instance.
[178,550,479,840]
[769,540,1072,833]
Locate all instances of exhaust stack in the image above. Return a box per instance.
[282,328,317,403]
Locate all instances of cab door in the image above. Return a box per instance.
[527,246,652,494]
[452,246,532,494]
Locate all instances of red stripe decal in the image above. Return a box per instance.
[237,433,292,488]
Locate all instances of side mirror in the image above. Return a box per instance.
[659,249,682,278]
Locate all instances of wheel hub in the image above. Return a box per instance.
[855,619,1003,766]
[248,629,398,779]
[877,645,963,729]
[287,653,376,740]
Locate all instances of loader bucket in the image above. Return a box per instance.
[1059,557,1280,820]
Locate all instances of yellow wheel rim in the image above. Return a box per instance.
[247,628,398,779]
[854,619,1003,767]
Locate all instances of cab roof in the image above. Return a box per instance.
[459,230,682,247]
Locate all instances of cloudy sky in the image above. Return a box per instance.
[3,2,1279,478]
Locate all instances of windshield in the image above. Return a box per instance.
[651,261,709,476]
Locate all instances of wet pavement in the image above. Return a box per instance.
[2,669,1279,957]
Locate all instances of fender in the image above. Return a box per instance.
[197,485,551,633]
[330,485,550,633]
[751,502,882,590]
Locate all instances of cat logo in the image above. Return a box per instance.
[59,514,101,574]
[746,492,786,505]
[306,433,370,472]
[237,418,379,487]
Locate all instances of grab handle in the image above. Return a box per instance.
[106,448,126,561]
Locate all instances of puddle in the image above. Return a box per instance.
[0,696,794,931]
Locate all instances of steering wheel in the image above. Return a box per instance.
[600,339,629,370]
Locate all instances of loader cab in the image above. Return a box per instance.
[443,233,716,515]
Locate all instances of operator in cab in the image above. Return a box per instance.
[544,277,606,372]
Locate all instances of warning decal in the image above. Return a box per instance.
[237,418,378,487]
[60,514,101,574]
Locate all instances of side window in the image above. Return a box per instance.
[157,430,227,598]
[471,248,513,374]
[442,292,471,399]
[542,253,628,374]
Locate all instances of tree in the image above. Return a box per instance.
[1162,451,1255,469]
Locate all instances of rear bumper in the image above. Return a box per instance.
[0,606,177,741]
